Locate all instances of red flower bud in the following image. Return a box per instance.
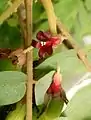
[47,71,62,94]
[47,68,69,104]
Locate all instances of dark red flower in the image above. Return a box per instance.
[31,31,61,58]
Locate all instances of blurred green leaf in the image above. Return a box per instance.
[0,71,26,105]
[39,0,79,30]
[0,59,16,71]
[45,99,64,120]
[0,0,10,15]
[33,107,38,120]
[35,49,88,91]
[33,1,44,23]
[55,117,68,120]
[52,0,59,4]
[85,0,91,11]
[38,99,64,120]
[33,48,39,61]
[6,102,26,120]
[74,1,91,43]
[54,0,79,30]
[33,20,48,37]
[34,0,79,34]
[35,71,55,105]
[0,22,22,48]
[65,83,91,120]
[7,14,18,27]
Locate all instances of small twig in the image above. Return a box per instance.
[23,46,33,54]
[24,0,33,120]
[57,19,91,71]
[0,0,23,24]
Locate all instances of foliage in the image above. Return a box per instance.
[0,71,26,105]
[0,0,91,120]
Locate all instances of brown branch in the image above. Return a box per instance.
[57,19,91,71]
[24,0,33,120]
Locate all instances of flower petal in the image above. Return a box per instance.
[38,44,53,58]
[49,37,60,46]
[43,31,52,39]
[36,31,51,41]
[46,44,53,55]
[31,40,42,48]
[36,31,47,41]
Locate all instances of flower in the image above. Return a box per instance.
[31,31,60,58]
[46,68,69,104]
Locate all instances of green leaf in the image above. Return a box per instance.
[33,107,38,120]
[6,102,26,120]
[65,83,91,120]
[35,49,87,91]
[7,14,18,27]
[33,1,44,23]
[35,71,55,105]
[38,99,64,120]
[54,0,79,30]
[85,0,91,11]
[74,1,91,43]
[33,20,49,37]
[55,117,68,120]
[0,71,26,105]
[35,0,79,33]
[0,59,16,71]
[52,0,59,4]
[33,48,39,61]
[0,22,22,48]
[0,0,10,15]
[39,0,79,31]
[45,98,64,120]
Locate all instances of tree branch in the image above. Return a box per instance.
[57,19,91,71]
[24,0,33,120]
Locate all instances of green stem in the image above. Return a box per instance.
[41,0,57,35]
